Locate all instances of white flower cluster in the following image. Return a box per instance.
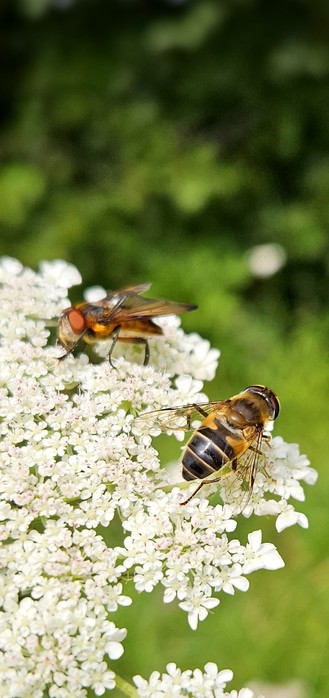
[117,500,285,630]
[0,258,317,697]
[134,661,262,698]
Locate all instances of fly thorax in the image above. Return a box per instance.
[228,399,262,427]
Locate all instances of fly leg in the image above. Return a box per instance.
[180,480,206,505]
[108,326,121,367]
[108,327,150,366]
[180,468,235,506]
[185,404,209,429]
[192,404,209,417]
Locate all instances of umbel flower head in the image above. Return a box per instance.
[0,258,317,697]
[133,661,260,697]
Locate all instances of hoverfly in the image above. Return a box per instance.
[57,282,197,365]
[136,385,280,508]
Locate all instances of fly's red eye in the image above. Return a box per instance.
[67,309,86,334]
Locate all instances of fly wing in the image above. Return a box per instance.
[218,429,265,512]
[235,437,261,489]
[80,284,153,325]
[105,283,152,298]
[133,402,226,435]
[85,284,197,326]
[104,297,197,323]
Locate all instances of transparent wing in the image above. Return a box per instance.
[73,286,152,326]
[105,283,152,298]
[105,298,197,322]
[94,285,196,325]
[133,402,226,434]
[217,430,268,512]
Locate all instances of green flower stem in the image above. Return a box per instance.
[115,674,139,697]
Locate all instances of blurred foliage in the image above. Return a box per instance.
[1,0,329,696]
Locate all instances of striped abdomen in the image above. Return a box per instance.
[182,416,248,482]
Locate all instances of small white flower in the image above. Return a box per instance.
[241,530,285,574]
[80,662,116,695]
[39,260,82,288]
[133,662,257,697]
[235,690,256,698]
[173,374,207,404]
[275,501,309,532]
[134,563,164,593]
[0,256,23,277]
[83,285,107,302]
[210,563,249,595]
[179,585,220,630]
[103,623,127,659]
[183,335,221,381]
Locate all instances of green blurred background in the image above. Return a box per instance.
[1,0,329,695]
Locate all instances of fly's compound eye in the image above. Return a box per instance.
[269,392,280,419]
[244,385,280,421]
[67,309,86,335]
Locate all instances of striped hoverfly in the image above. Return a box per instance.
[136,385,280,509]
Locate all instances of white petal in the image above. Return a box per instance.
[248,529,262,550]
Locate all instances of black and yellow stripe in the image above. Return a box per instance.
[182,424,241,481]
